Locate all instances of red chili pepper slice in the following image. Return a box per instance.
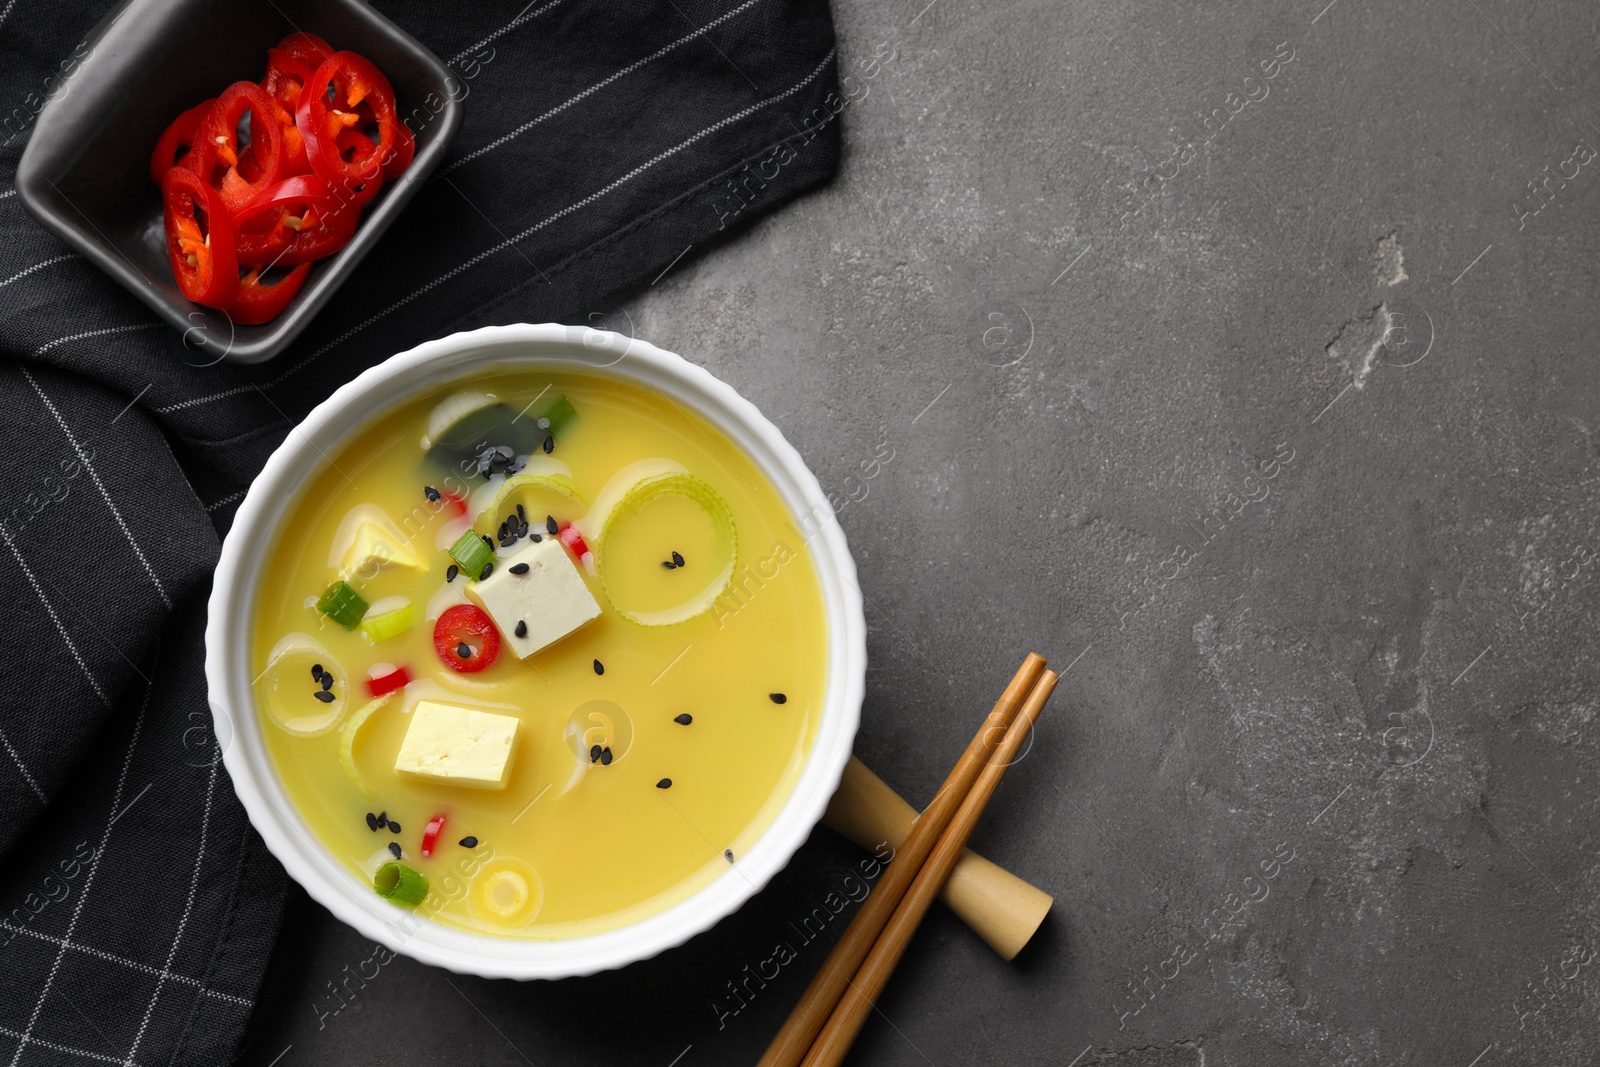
[191,81,285,213]
[440,491,469,519]
[557,523,591,559]
[365,665,412,698]
[161,166,238,308]
[261,49,317,174]
[297,52,399,209]
[233,174,356,266]
[227,262,311,324]
[420,814,446,858]
[148,98,215,187]
[275,32,336,71]
[433,604,500,674]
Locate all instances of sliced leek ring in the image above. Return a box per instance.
[592,471,737,627]
[258,633,347,737]
[339,692,397,793]
[475,472,585,529]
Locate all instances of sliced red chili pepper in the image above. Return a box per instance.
[440,491,469,519]
[275,32,335,71]
[191,81,285,213]
[420,814,446,858]
[262,49,317,174]
[433,604,500,674]
[162,166,238,308]
[365,665,412,698]
[233,174,356,265]
[227,262,311,324]
[148,98,215,186]
[297,52,399,208]
[557,523,591,559]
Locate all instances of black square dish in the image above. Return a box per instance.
[15,0,463,364]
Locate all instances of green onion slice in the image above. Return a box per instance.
[316,580,369,629]
[475,472,584,529]
[359,599,417,644]
[537,395,577,436]
[374,861,428,907]
[448,530,495,578]
[339,692,395,793]
[593,471,737,626]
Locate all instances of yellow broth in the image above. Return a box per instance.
[251,369,827,938]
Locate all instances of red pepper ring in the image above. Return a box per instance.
[298,52,399,207]
[148,98,215,186]
[161,166,238,308]
[275,31,336,71]
[193,81,286,213]
[228,262,312,325]
[232,174,356,266]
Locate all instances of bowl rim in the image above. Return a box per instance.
[204,323,865,979]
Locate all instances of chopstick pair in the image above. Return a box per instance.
[759,654,1060,1067]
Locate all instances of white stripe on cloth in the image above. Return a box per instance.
[447,0,572,66]
[0,254,79,290]
[440,0,772,177]
[0,523,108,706]
[31,322,162,358]
[120,755,218,1066]
[0,727,44,803]
[0,1023,138,1067]
[23,367,172,608]
[156,46,839,417]
[0,924,251,1006]
[7,649,154,1066]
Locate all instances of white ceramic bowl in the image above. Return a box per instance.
[205,323,865,979]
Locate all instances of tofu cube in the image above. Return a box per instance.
[394,701,520,790]
[344,520,422,578]
[466,537,601,659]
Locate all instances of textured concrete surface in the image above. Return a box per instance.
[239,0,1600,1063]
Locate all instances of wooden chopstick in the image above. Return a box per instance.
[799,668,1061,1067]
[756,653,1048,1067]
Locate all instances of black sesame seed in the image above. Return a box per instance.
[509,563,529,575]
[388,820,401,834]
[674,713,693,725]
[311,663,323,679]
[769,693,787,704]
[459,836,478,848]
[388,842,402,859]
[662,560,676,570]
[656,778,672,789]
[446,564,459,582]
[542,435,555,454]
[479,563,494,581]
[321,673,333,692]
[498,521,509,540]
[481,534,494,549]
[514,621,527,638]
[500,536,516,548]
[531,533,542,542]
[424,485,441,502]
[546,515,558,535]
[376,810,386,823]
[516,504,526,523]
[724,849,735,863]
[313,690,335,703]
[457,642,472,659]
[365,812,378,831]
[600,747,613,766]
[672,551,685,567]
[593,659,605,676]
[589,744,602,763]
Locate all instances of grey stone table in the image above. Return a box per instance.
[238,0,1600,1063]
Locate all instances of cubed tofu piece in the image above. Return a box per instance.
[344,520,422,578]
[466,537,600,659]
[394,701,520,790]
